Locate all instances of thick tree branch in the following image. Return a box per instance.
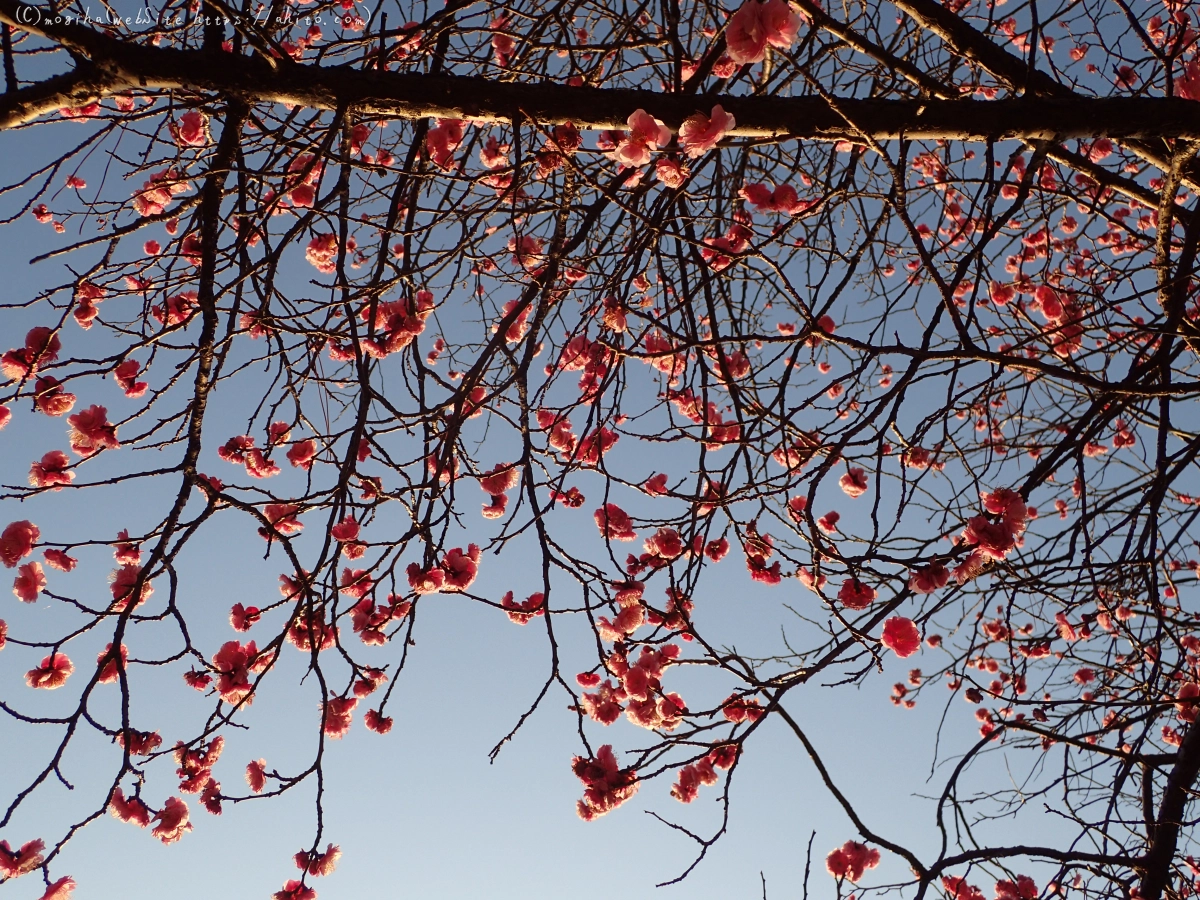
[892,0,1197,187]
[3,0,1200,139]
[1139,720,1200,900]
[791,0,1178,214]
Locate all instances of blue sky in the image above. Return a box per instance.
[0,3,1140,895]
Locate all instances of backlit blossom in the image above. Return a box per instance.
[67,405,118,457]
[1,520,40,567]
[994,876,1038,900]
[722,694,764,723]
[644,527,684,561]
[152,290,199,328]
[614,109,672,167]
[491,15,515,66]
[113,359,147,397]
[572,744,639,821]
[909,562,949,594]
[943,876,986,900]
[962,517,1015,561]
[407,561,445,594]
[116,729,161,756]
[952,550,988,584]
[14,562,47,602]
[43,549,76,572]
[229,603,261,632]
[671,755,719,803]
[151,797,192,844]
[339,567,373,599]
[295,844,341,878]
[38,877,76,900]
[441,544,480,591]
[427,118,466,170]
[212,640,258,704]
[246,759,267,793]
[595,504,637,541]
[26,653,74,689]
[173,110,209,147]
[740,181,807,214]
[501,590,546,625]
[839,467,869,498]
[364,709,393,733]
[725,0,803,64]
[837,579,876,610]
[479,463,520,496]
[287,439,318,470]
[2,327,60,379]
[274,880,317,900]
[656,158,690,187]
[322,695,357,738]
[305,233,339,273]
[132,168,189,217]
[33,376,76,416]
[817,511,840,533]
[507,235,544,271]
[881,617,922,657]
[109,788,151,827]
[826,841,880,882]
[1175,56,1200,101]
[110,564,153,610]
[260,504,303,540]
[678,105,735,157]
[96,643,129,683]
[0,838,44,877]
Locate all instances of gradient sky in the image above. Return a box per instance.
[0,12,1087,898]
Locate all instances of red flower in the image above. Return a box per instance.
[26,653,73,689]
[678,105,735,158]
[67,405,118,457]
[407,562,445,594]
[441,544,480,591]
[837,579,876,610]
[322,696,357,739]
[501,590,546,625]
[33,376,76,416]
[109,788,151,827]
[39,877,76,900]
[245,759,267,793]
[173,110,209,147]
[826,841,880,882]
[908,562,949,594]
[0,838,45,878]
[572,745,639,821]
[725,0,802,64]
[881,617,922,658]
[1,326,61,379]
[151,797,192,844]
[295,844,341,877]
[839,467,869,498]
[364,709,393,733]
[96,643,128,683]
[1,520,40,568]
[13,561,46,602]
[287,439,317,470]
[595,504,637,540]
[274,880,317,900]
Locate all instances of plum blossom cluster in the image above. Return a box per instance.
[572,744,639,821]
[578,643,685,731]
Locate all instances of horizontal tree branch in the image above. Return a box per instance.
[891,0,1199,192]
[3,0,1200,141]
